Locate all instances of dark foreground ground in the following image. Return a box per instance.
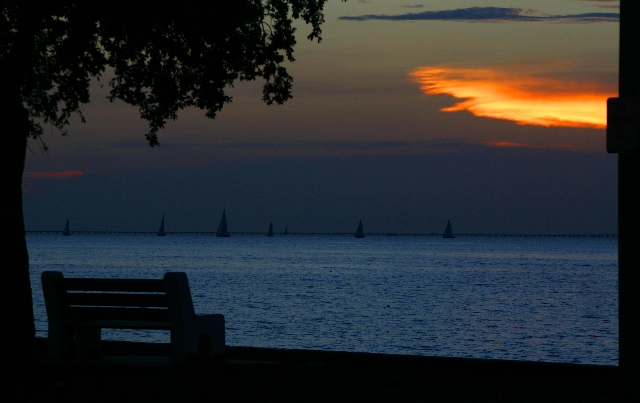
[7,339,637,402]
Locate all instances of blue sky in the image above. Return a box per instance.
[23,0,619,234]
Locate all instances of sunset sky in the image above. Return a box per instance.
[23,0,620,235]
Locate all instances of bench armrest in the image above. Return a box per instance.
[164,272,225,361]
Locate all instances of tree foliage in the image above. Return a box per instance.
[1,0,332,147]
[1,0,338,365]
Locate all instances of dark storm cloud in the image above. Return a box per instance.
[339,7,619,23]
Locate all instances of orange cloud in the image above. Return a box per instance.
[409,65,615,129]
[24,171,84,179]
[487,141,576,150]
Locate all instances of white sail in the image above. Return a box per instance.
[443,220,454,239]
[355,219,365,238]
[216,210,230,237]
[62,218,71,236]
[157,215,166,236]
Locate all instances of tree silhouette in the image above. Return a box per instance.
[1,0,335,363]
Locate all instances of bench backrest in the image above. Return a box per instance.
[42,271,185,325]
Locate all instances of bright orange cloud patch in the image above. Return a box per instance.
[25,171,84,179]
[409,66,615,129]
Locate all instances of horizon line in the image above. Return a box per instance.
[25,231,617,238]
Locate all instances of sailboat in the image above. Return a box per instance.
[157,215,167,236]
[267,222,274,237]
[443,220,455,239]
[355,219,365,238]
[283,226,288,235]
[62,218,71,236]
[216,210,230,237]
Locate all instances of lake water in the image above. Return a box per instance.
[27,233,618,365]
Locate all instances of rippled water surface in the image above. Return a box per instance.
[27,234,618,365]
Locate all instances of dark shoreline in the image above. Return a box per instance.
[10,338,632,401]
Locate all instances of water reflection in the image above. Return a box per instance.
[27,234,618,364]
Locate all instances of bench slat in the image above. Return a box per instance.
[66,292,169,308]
[63,278,166,292]
[78,320,172,330]
[67,306,170,323]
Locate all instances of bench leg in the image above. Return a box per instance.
[47,327,74,360]
[198,334,212,361]
[171,314,225,363]
[75,327,102,359]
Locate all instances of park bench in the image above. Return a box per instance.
[41,271,225,363]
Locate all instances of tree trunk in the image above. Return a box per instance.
[1,83,35,366]
[1,4,44,367]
